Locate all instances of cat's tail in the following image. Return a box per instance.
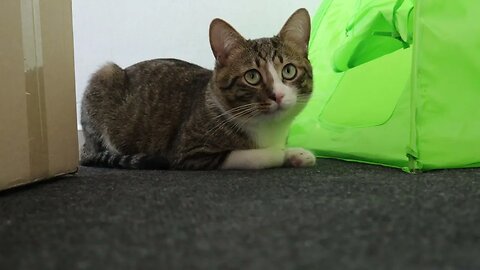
[85,62,128,107]
[80,151,169,170]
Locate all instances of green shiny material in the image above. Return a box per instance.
[333,0,414,72]
[288,0,480,171]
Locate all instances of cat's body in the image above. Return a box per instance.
[82,59,251,169]
[81,9,316,170]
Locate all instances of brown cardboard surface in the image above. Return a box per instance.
[0,1,32,185]
[0,0,78,191]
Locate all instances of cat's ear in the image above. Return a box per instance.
[279,8,311,55]
[209,19,246,66]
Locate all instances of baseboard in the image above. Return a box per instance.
[78,130,84,159]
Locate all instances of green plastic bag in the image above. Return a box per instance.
[288,0,480,171]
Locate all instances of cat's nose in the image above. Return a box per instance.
[272,92,284,104]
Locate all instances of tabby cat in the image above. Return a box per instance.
[80,8,315,170]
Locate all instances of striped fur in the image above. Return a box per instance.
[80,151,169,169]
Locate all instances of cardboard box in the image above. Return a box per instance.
[0,0,78,191]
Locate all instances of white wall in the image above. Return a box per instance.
[72,0,321,129]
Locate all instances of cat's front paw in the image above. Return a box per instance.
[284,148,316,168]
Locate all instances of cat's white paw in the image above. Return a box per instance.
[284,148,316,168]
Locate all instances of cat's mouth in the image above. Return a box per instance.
[267,101,294,113]
[260,101,294,117]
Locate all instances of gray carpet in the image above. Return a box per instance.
[1,159,480,270]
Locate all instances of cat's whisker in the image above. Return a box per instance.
[296,96,314,101]
[237,111,260,130]
[218,106,257,118]
[297,98,319,104]
[229,112,259,137]
[217,107,258,126]
[296,99,312,104]
[203,106,259,143]
[204,114,253,143]
[212,103,259,120]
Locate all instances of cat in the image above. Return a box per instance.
[80,8,316,170]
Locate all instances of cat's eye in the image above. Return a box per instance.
[244,69,261,85]
[282,64,297,80]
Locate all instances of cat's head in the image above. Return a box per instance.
[209,9,312,123]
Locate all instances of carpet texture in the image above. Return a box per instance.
[1,159,480,270]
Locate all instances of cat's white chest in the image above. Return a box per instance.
[246,120,291,149]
